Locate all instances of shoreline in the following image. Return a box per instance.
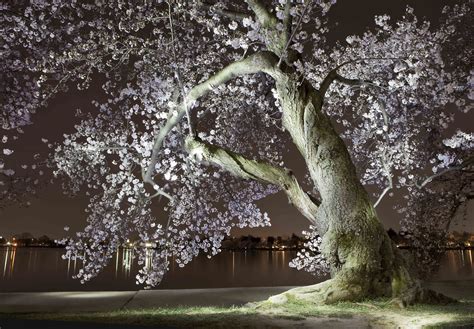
[0,281,473,314]
[1,245,473,251]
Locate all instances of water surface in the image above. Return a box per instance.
[0,248,472,292]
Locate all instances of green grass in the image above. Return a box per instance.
[7,306,267,329]
[256,295,474,327]
[5,299,474,328]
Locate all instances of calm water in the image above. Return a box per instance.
[0,248,472,292]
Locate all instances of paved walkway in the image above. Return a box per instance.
[0,286,294,314]
[0,319,165,329]
[0,281,472,314]
[425,280,474,300]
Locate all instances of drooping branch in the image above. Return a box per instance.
[143,51,279,185]
[184,137,320,226]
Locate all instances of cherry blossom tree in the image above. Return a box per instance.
[1,0,472,306]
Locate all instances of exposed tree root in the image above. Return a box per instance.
[266,279,366,306]
[263,278,455,309]
[262,225,455,309]
[391,281,455,308]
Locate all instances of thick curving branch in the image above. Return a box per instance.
[319,57,406,98]
[184,137,320,226]
[319,70,375,99]
[245,0,289,57]
[143,51,278,185]
[245,0,277,28]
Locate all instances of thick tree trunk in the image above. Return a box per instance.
[269,73,449,306]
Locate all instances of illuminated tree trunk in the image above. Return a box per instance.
[268,72,448,306]
[276,73,394,299]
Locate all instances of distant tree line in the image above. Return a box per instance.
[0,232,61,247]
[222,230,474,251]
[1,230,471,250]
[221,234,308,251]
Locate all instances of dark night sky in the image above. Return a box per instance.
[1,0,472,239]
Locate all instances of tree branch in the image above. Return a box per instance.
[282,0,292,33]
[197,1,248,20]
[245,0,277,28]
[143,51,279,185]
[166,1,194,136]
[320,71,376,98]
[184,137,320,226]
[277,0,310,67]
[319,57,406,98]
[245,0,292,58]
[333,74,374,87]
[415,156,474,189]
[374,162,393,208]
[148,189,173,201]
[374,102,392,208]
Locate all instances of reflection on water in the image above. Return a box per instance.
[2,247,16,279]
[0,247,472,292]
[433,249,473,280]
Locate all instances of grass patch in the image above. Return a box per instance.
[5,299,474,328]
[6,306,270,329]
[425,319,474,329]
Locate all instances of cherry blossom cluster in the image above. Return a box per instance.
[289,225,330,276]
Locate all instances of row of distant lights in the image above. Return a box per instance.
[0,236,153,249]
[125,239,154,248]
[2,237,471,248]
[0,236,18,247]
